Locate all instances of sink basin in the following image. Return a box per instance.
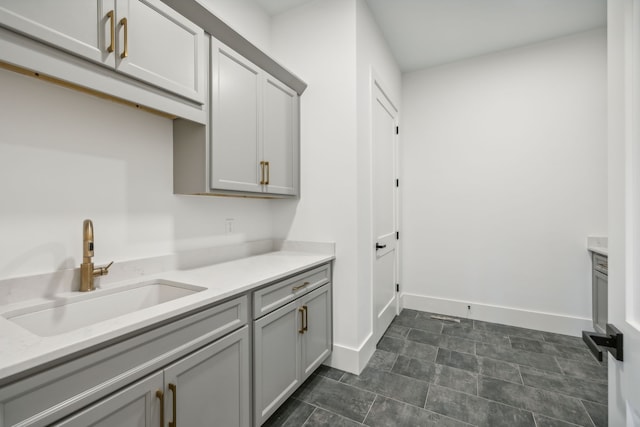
[2,280,206,337]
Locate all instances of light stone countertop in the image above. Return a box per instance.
[587,236,608,256]
[0,249,334,384]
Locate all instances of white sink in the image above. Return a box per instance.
[2,280,206,337]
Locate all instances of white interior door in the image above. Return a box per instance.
[608,0,640,425]
[372,80,398,344]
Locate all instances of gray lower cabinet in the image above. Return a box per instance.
[592,253,608,334]
[164,326,250,427]
[53,372,164,427]
[55,326,250,427]
[253,284,332,426]
[0,296,249,427]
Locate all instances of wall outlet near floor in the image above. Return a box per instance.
[225,218,234,234]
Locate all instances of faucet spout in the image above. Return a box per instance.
[80,219,113,292]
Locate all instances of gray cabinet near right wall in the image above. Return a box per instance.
[591,252,608,334]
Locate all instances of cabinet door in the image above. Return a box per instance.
[115,0,205,103]
[163,326,250,427]
[210,40,263,193]
[0,0,116,67]
[262,75,298,196]
[593,271,608,334]
[254,300,301,425]
[300,285,332,380]
[53,371,163,427]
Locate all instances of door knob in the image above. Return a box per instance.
[582,324,623,361]
[375,243,386,250]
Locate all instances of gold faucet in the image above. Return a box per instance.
[80,219,113,292]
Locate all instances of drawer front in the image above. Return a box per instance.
[0,296,247,427]
[253,264,331,319]
[593,253,608,275]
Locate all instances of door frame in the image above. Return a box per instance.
[369,69,401,344]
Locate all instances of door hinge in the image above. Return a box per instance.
[396,179,399,187]
[396,231,399,240]
[395,126,399,135]
[396,283,399,292]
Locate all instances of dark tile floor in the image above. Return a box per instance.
[264,309,608,427]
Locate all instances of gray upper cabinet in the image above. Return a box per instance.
[0,0,205,104]
[0,0,114,66]
[210,41,263,193]
[207,38,300,197]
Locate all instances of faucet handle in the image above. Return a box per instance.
[94,261,114,277]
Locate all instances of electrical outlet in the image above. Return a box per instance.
[225,218,234,234]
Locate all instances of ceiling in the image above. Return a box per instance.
[252,0,606,72]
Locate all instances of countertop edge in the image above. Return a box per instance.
[0,251,334,384]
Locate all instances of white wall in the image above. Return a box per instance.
[199,0,272,53]
[270,0,360,355]
[355,0,401,360]
[270,0,400,373]
[400,28,607,335]
[0,68,274,280]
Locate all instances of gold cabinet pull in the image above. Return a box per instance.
[106,10,115,53]
[292,281,310,292]
[259,161,266,185]
[156,390,165,427]
[303,305,308,332]
[120,17,128,59]
[298,307,305,334]
[168,383,177,427]
[265,161,270,185]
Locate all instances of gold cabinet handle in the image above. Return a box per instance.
[298,307,305,334]
[265,161,270,185]
[106,10,115,53]
[259,161,266,185]
[292,281,310,292]
[120,17,128,59]
[168,383,177,427]
[303,305,308,332]
[156,390,164,427]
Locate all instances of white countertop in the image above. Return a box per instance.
[587,236,608,256]
[588,246,608,256]
[0,249,334,383]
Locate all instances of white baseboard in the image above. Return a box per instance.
[325,332,377,375]
[402,293,592,337]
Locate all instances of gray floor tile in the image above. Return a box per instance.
[407,328,476,354]
[442,322,511,346]
[533,414,584,427]
[263,398,315,427]
[556,357,608,382]
[478,376,594,426]
[436,348,479,373]
[383,324,410,339]
[366,350,397,372]
[341,367,430,407]
[473,320,545,341]
[519,365,607,404]
[392,355,478,395]
[315,365,346,381]
[477,356,523,384]
[364,395,473,427]
[582,400,608,427]
[509,336,598,365]
[476,342,562,373]
[425,384,536,427]
[541,331,586,348]
[377,335,438,362]
[270,309,609,427]
[303,408,364,426]
[294,375,376,423]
